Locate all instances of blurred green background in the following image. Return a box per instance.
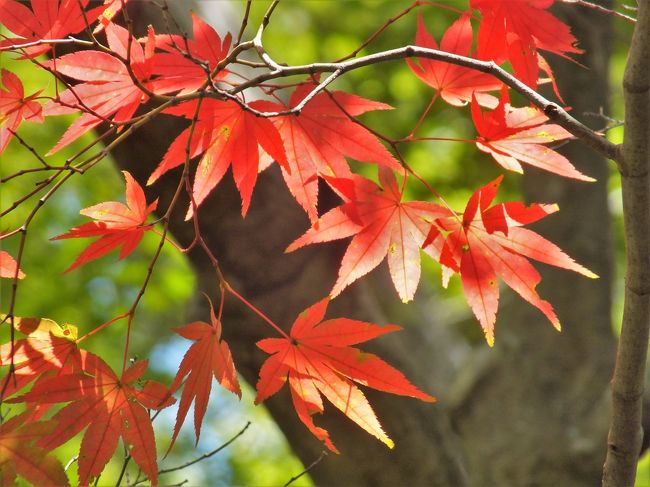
[1,0,644,485]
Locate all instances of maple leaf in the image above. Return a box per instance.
[148,98,288,217]
[0,315,79,399]
[9,354,174,486]
[169,297,241,450]
[471,0,582,87]
[0,0,101,58]
[406,13,502,107]
[255,298,434,452]
[43,23,157,154]
[471,90,594,181]
[93,0,131,34]
[256,84,401,223]
[51,171,157,273]
[0,250,26,279]
[424,176,597,345]
[150,12,232,95]
[288,168,449,302]
[0,412,69,486]
[0,69,43,154]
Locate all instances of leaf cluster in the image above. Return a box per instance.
[0,0,611,484]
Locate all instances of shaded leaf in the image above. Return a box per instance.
[10,355,173,486]
[0,412,69,486]
[0,315,79,399]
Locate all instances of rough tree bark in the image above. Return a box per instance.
[451,3,617,485]
[108,2,631,486]
[603,1,650,485]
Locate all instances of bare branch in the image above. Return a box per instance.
[159,422,251,476]
[128,422,252,486]
[562,0,636,22]
[283,450,328,487]
[236,0,253,46]
[227,44,618,161]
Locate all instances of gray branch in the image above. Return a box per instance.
[602,1,650,486]
[226,44,619,161]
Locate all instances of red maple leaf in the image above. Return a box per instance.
[288,168,449,302]
[471,0,581,87]
[148,98,288,217]
[0,315,79,399]
[150,12,232,95]
[0,412,69,486]
[472,90,593,181]
[9,355,174,486]
[407,13,502,107]
[0,0,101,58]
[255,298,434,452]
[93,0,132,34]
[43,23,157,154]
[0,69,43,154]
[51,171,157,273]
[424,176,597,345]
[257,85,401,223]
[169,297,241,450]
[0,250,26,279]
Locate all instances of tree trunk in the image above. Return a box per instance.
[452,4,616,486]
[603,1,650,485]
[113,5,470,484]
[111,2,620,486]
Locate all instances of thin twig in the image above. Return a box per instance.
[562,0,636,22]
[283,450,328,487]
[64,455,79,472]
[129,422,252,486]
[236,0,253,45]
[160,422,251,476]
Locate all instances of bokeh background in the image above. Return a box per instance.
[1,0,644,485]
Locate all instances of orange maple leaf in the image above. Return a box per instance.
[472,90,594,181]
[255,298,434,452]
[148,98,288,217]
[0,250,26,279]
[424,176,596,345]
[256,84,400,223]
[287,168,449,302]
[0,315,79,400]
[407,13,502,107]
[0,412,69,486]
[9,354,174,486]
[471,0,582,87]
[51,171,157,273]
[0,69,43,154]
[169,297,241,450]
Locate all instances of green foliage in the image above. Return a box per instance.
[637,452,650,487]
